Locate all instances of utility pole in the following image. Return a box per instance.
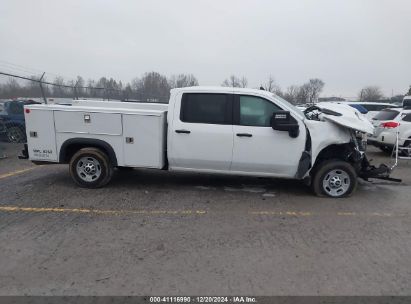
[39,72,47,104]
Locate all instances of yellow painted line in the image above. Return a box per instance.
[250,211,312,216]
[0,205,207,216]
[251,211,402,218]
[0,166,39,180]
[337,212,356,216]
[0,205,403,218]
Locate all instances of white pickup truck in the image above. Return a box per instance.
[20,87,397,198]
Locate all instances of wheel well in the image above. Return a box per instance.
[59,139,118,166]
[312,143,359,172]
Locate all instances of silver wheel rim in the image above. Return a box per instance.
[8,127,24,143]
[76,156,102,182]
[322,169,351,197]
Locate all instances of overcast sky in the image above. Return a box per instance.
[0,0,410,98]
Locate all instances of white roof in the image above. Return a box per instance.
[173,86,275,98]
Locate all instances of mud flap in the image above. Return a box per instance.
[18,144,29,159]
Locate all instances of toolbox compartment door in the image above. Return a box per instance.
[122,113,166,168]
[25,109,58,161]
[54,111,122,135]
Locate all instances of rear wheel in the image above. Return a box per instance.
[312,160,357,198]
[69,148,113,188]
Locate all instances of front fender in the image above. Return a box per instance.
[304,119,351,166]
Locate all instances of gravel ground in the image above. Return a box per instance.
[0,143,410,295]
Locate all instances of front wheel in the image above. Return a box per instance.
[69,148,113,188]
[312,160,357,198]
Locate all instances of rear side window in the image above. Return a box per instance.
[402,113,411,122]
[180,93,232,124]
[373,109,399,121]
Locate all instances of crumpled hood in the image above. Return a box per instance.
[315,102,374,134]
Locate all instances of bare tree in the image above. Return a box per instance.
[52,76,66,97]
[221,75,246,87]
[132,72,170,102]
[359,86,384,102]
[74,76,85,97]
[169,74,199,88]
[239,76,248,88]
[296,83,310,104]
[262,75,279,93]
[306,78,325,104]
[283,85,300,104]
[122,83,133,100]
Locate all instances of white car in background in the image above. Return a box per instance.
[368,108,411,154]
[337,102,400,120]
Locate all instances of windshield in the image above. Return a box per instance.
[373,109,399,121]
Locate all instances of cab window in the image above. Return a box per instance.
[238,95,281,127]
[180,93,232,125]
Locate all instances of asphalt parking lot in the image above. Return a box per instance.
[0,143,411,296]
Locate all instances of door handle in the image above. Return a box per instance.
[175,129,191,134]
[236,133,252,137]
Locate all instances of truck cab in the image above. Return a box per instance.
[167,87,306,178]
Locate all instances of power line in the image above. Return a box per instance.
[0,70,120,91]
[0,60,80,82]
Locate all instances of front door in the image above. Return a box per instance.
[231,94,306,178]
[168,93,234,171]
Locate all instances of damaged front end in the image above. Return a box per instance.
[304,103,401,183]
[349,131,401,182]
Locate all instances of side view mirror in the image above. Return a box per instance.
[270,111,300,138]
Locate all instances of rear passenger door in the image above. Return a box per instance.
[168,93,234,171]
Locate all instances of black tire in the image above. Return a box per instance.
[7,126,26,143]
[312,160,357,198]
[69,148,113,188]
[117,166,134,171]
